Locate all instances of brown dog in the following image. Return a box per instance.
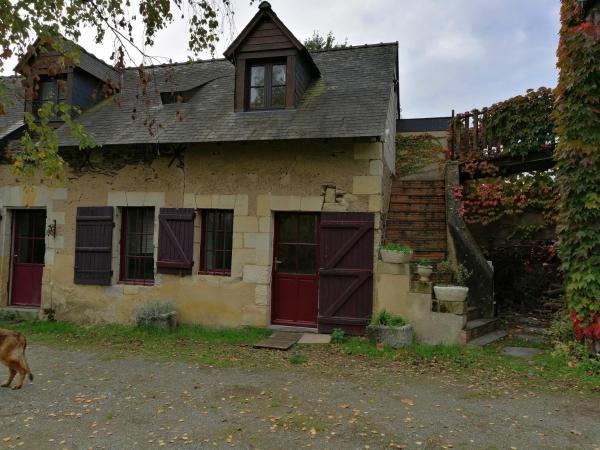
[0,329,33,389]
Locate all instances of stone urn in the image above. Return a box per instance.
[417,265,433,282]
[433,286,469,314]
[380,249,412,264]
[433,285,469,302]
[367,324,414,348]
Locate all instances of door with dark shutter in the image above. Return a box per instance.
[157,208,195,274]
[74,207,114,285]
[318,212,374,335]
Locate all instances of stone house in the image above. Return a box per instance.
[0,2,490,344]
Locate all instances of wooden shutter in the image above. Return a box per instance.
[318,212,374,335]
[157,208,195,274]
[74,207,114,285]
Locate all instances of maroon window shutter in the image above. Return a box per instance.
[157,208,195,274]
[74,207,114,285]
[318,212,375,335]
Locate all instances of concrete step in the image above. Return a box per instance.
[389,202,446,212]
[467,330,507,347]
[388,211,446,221]
[467,306,481,322]
[463,318,501,342]
[390,194,445,203]
[0,307,40,321]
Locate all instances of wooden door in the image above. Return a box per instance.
[11,210,46,307]
[271,213,320,328]
[318,212,374,335]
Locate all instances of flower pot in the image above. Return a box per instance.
[433,285,469,314]
[417,265,433,282]
[367,324,414,348]
[380,249,412,264]
[434,285,469,302]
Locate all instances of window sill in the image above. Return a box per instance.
[119,280,155,287]
[198,271,231,278]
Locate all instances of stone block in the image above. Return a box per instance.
[353,176,382,195]
[368,195,383,212]
[300,196,323,211]
[270,195,301,211]
[142,192,165,207]
[48,211,66,225]
[255,285,271,306]
[244,232,270,250]
[241,304,269,327]
[322,203,348,212]
[234,216,258,233]
[196,194,212,209]
[257,195,271,216]
[234,195,249,216]
[435,299,468,315]
[107,191,127,206]
[354,142,383,160]
[255,246,272,266]
[413,281,432,295]
[232,233,243,249]
[324,186,336,203]
[211,194,236,209]
[376,261,411,276]
[369,159,384,176]
[183,193,196,208]
[51,188,68,200]
[243,265,271,284]
[259,216,272,233]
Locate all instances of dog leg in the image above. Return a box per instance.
[1,369,16,388]
[12,369,26,390]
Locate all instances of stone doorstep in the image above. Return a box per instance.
[0,307,40,320]
[298,333,331,344]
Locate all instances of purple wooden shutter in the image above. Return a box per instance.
[74,207,114,285]
[318,212,374,335]
[157,208,195,274]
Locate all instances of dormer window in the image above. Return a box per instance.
[249,62,287,110]
[34,76,66,120]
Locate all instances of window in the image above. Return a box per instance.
[34,76,67,120]
[200,210,233,276]
[248,62,287,110]
[120,207,155,285]
[276,213,319,275]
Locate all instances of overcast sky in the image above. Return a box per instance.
[3,0,560,118]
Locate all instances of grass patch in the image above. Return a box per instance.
[288,353,306,365]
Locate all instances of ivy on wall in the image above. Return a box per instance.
[395,134,445,178]
[554,0,600,340]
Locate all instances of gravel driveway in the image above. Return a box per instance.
[0,345,599,449]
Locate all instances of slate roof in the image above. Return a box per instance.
[0,77,25,141]
[397,117,451,133]
[56,43,398,146]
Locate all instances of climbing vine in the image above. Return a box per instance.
[554,0,600,342]
[395,134,445,178]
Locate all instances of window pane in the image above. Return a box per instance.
[298,215,317,243]
[39,80,57,102]
[279,215,297,243]
[202,210,233,274]
[297,245,316,275]
[250,87,265,108]
[271,86,286,108]
[123,207,155,281]
[277,244,296,273]
[272,64,286,86]
[250,65,265,87]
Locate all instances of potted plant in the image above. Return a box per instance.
[367,310,413,348]
[417,258,433,282]
[433,260,472,303]
[380,243,413,264]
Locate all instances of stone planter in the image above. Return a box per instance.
[367,324,414,348]
[140,311,178,330]
[417,265,433,282]
[434,286,469,314]
[380,249,412,264]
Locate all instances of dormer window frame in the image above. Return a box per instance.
[246,58,288,111]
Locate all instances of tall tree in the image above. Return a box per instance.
[554,0,600,349]
[304,30,346,51]
[0,0,240,180]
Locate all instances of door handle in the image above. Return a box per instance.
[275,259,283,265]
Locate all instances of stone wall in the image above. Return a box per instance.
[0,139,388,327]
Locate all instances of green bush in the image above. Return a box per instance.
[288,353,306,365]
[436,260,472,287]
[418,258,432,267]
[330,328,346,344]
[380,243,412,254]
[370,309,407,327]
[135,300,177,329]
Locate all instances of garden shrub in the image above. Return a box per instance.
[135,300,177,329]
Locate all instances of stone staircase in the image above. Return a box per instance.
[386,180,447,262]
[386,179,503,346]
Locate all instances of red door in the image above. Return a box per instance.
[271,213,320,328]
[10,210,46,307]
